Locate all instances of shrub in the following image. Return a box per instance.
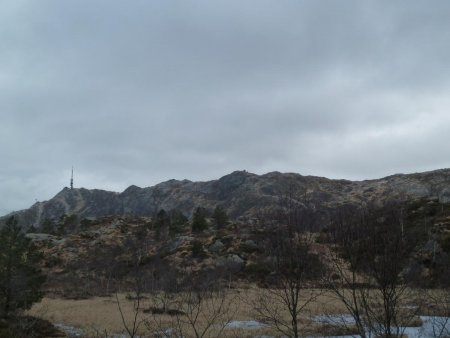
[191,240,206,258]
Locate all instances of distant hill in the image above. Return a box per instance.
[4,169,450,230]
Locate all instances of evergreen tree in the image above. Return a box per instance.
[168,209,188,235]
[191,207,208,233]
[155,209,170,240]
[212,205,228,228]
[0,217,45,318]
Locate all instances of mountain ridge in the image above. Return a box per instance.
[4,168,450,230]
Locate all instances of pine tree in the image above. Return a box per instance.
[168,209,188,235]
[212,205,228,228]
[0,217,45,318]
[155,209,169,240]
[191,207,208,233]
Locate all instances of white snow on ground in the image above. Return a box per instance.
[311,314,450,338]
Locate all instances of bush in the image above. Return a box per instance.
[244,261,272,277]
[440,232,450,253]
[191,240,206,258]
[0,316,63,338]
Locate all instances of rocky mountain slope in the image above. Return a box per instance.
[4,169,450,230]
[26,196,450,298]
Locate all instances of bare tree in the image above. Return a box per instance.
[115,255,147,338]
[114,234,154,338]
[145,269,238,338]
[324,205,371,337]
[424,288,450,338]
[421,252,450,338]
[254,231,324,338]
[253,189,325,338]
[326,202,421,338]
[116,291,142,338]
[177,279,236,338]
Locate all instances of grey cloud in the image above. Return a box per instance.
[2,0,450,215]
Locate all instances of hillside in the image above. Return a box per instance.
[21,195,450,299]
[1,169,449,336]
[4,169,450,230]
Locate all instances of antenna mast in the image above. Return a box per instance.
[70,166,74,190]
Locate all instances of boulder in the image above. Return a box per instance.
[209,240,224,253]
[241,239,258,251]
[216,254,244,269]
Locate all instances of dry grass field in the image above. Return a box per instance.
[27,287,446,337]
[27,287,353,337]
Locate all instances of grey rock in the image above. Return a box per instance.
[208,240,224,253]
[216,254,244,268]
[26,233,55,241]
[26,233,66,245]
[242,239,258,250]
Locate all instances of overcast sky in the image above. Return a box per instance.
[2,1,450,215]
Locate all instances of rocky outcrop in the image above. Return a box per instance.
[4,168,450,230]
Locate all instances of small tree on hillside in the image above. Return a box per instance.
[168,209,188,235]
[191,207,208,233]
[155,209,170,240]
[0,217,46,318]
[212,206,228,229]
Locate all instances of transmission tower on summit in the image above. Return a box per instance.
[70,166,74,190]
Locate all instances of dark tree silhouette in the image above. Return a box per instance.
[212,206,228,229]
[0,217,46,318]
[191,207,208,233]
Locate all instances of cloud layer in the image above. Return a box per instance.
[2,1,450,215]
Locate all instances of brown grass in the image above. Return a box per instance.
[28,295,140,335]
[27,286,437,337]
[28,287,348,337]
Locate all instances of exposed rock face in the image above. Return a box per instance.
[4,169,450,230]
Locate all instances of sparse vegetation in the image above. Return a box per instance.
[3,190,450,337]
